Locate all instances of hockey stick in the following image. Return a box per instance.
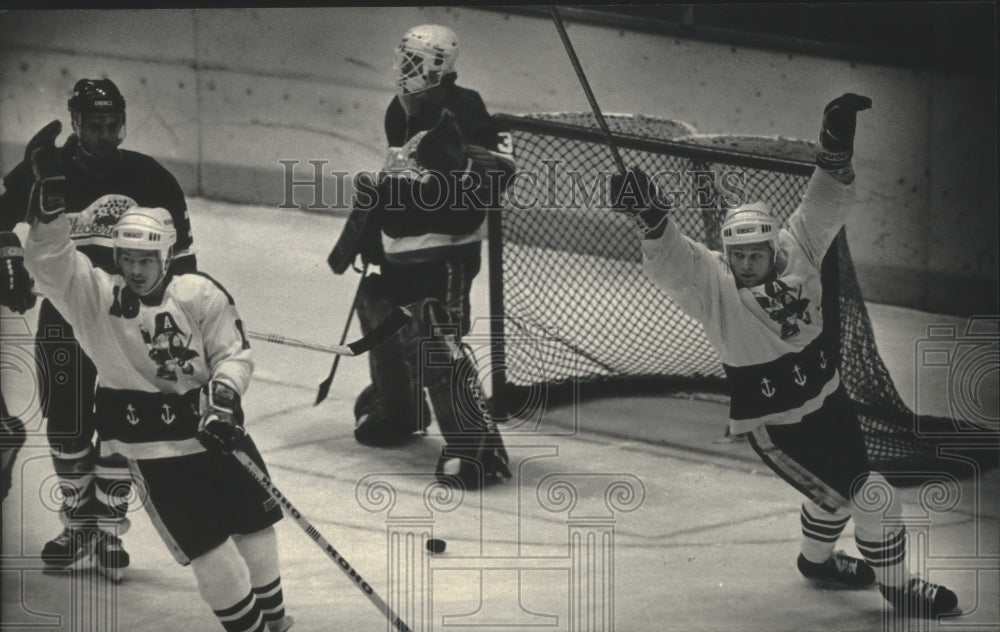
[247,305,409,357]
[549,6,627,176]
[315,262,369,405]
[231,449,412,632]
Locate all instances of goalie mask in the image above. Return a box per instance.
[68,78,127,143]
[394,24,458,96]
[112,207,176,296]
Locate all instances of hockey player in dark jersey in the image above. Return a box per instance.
[612,94,958,618]
[24,175,292,631]
[350,24,515,489]
[0,78,196,579]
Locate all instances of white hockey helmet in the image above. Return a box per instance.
[394,24,459,95]
[112,207,177,278]
[720,201,780,251]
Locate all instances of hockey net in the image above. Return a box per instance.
[486,112,978,473]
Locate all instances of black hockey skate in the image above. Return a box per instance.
[879,576,959,617]
[435,426,512,490]
[41,527,93,569]
[93,531,130,583]
[797,550,876,588]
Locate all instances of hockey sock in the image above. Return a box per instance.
[191,539,262,632]
[50,444,96,527]
[93,455,132,534]
[850,472,908,586]
[233,527,285,623]
[800,501,850,563]
[213,591,266,632]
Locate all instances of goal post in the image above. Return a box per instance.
[485,111,985,474]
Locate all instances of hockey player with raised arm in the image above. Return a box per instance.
[347,24,516,489]
[22,147,292,631]
[611,94,958,618]
[0,78,197,578]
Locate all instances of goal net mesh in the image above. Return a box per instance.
[487,112,966,471]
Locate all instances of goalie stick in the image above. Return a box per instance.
[247,305,410,357]
[549,6,627,176]
[315,262,369,405]
[231,449,412,632]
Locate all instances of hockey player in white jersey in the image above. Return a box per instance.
[611,94,958,618]
[23,146,293,631]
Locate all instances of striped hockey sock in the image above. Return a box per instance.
[800,502,850,563]
[253,576,286,624]
[856,527,907,586]
[214,590,265,632]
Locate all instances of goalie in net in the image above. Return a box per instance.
[610,94,958,618]
[0,78,196,581]
[334,24,516,490]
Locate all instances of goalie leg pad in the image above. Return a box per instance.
[354,274,429,445]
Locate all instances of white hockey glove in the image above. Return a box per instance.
[816,93,872,173]
[197,380,246,453]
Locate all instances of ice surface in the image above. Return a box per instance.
[2,198,997,631]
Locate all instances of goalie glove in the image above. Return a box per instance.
[27,133,76,224]
[0,232,36,314]
[816,93,872,172]
[610,168,669,237]
[197,380,246,453]
[416,108,469,174]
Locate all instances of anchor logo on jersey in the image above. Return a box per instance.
[792,364,807,386]
[754,279,811,340]
[761,377,776,398]
[140,312,200,382]
[125,404,140,425]
[161,404,176,425]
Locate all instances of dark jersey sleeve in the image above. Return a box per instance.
[384,97,409,147]
[0,160,34,232]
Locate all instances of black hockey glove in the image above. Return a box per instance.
[416,108,468,174]
[817,93,872,172]
[27,133,76,224]
[610,168,669,236]
[24,120,63,162]
[197,380,246,453]
[0,232,36,314]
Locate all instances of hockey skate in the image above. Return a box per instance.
[93,531,131,583]
[879,575,959,617]
[40,527,94,570]
[797,550,875,588]
[267,615,295,632]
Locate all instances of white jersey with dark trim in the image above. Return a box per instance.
[641,169,855,433]
[25,215,251,459]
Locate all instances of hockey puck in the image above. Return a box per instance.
[426,538,447,554]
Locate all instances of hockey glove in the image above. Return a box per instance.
[24,120,63,162]
[610,168,669,236]
[197,380,246,453]
[817,93,872,172]
[416,108,469,174]
[0,232,36,314]
[27,133,75,224]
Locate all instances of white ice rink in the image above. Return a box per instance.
[2,198,998,631]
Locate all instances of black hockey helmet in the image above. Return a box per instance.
[68,78,126,115]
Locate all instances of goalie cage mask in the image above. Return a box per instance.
[112,207,177,282]
[394,24,458,96]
